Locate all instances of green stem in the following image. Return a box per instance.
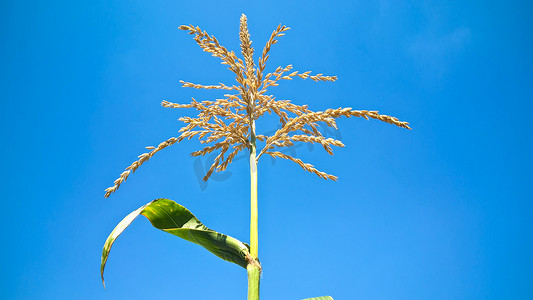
[250,128,258,258]
[248,120,260,300]
[247,264,260,300]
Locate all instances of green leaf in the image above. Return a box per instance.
[302,297,334,300]
[101,198,250,287]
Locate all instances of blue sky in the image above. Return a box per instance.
[1,1,532,299]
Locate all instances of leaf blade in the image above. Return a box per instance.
[100,202,151,288]
[100,198,250,287]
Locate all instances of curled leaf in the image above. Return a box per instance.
[101,198,250,287]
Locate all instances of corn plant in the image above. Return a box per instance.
[100,14,410,300]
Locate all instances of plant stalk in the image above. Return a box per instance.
[247,263,260,300]
[248,120,260,300]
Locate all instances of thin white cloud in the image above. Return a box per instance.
[408,26,471,77]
